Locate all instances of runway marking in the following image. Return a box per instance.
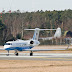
[0,53,72,61]
[33,57,72,61]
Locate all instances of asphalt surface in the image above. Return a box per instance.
[0,53,72,61]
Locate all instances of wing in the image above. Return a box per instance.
[24,44,70,52]
[24,48,67,52]
[0,48,4,50]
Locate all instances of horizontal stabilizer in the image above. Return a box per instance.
[24,28,56,31]
[39,29,56,30]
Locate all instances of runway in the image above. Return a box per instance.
[0,53,72,61]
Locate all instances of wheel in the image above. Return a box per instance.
[15,53,19,56]
[30,52,33,56]
[6,50,9,56]
[6,54,9,56]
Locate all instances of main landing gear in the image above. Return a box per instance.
[30,51,33,56]
[15,50,19,56]
[7,50,33,56]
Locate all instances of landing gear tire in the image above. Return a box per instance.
[6,50,9,56]
[15,50,19,56]
[30,51,33,56]
[15,53,19,56]
[6,54,9,56]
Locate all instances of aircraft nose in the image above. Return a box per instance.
[4,45,11,49]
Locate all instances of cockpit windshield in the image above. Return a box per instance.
[5,43,12,45]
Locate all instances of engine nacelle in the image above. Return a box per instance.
[30,40,34,44]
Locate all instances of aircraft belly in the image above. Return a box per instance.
[5,46,33,51]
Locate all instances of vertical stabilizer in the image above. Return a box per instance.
[33,28,40,40]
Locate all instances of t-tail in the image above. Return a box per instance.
[32,28,40,40]
[24,28,56,41]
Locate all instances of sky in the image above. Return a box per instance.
[0,0,72,12]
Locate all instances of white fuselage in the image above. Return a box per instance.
[4,39,40,51]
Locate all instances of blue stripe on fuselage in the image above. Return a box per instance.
[5,46,34,51]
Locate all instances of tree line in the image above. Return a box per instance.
[0,9,72,45]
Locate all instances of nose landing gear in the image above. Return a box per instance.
[7,50,9,56]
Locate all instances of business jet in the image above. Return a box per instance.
[0,27,68,56]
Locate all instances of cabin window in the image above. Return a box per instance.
[5,43,12,45]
